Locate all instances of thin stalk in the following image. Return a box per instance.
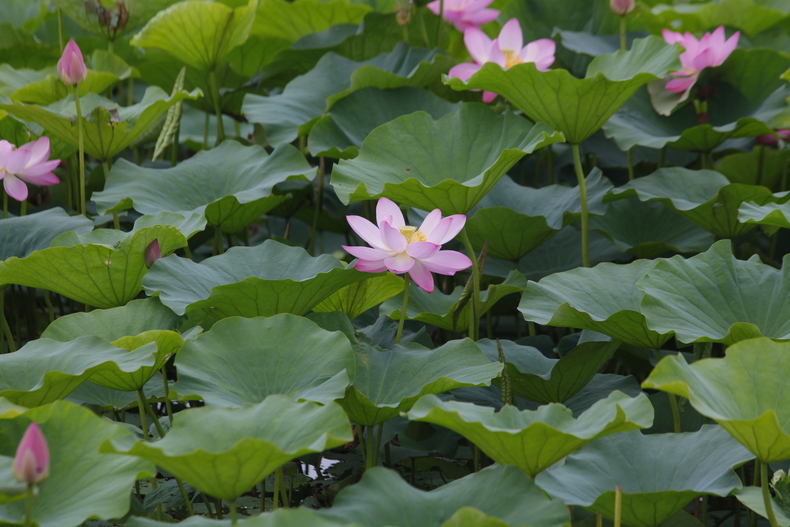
[209,70,225,146]
[230,501,238,525]
[619,16,627,50]
[308,158,325,256]
[272,468,282,510]
[459,228,481,340]
[657,147,666,168]
[435,0,444,45]
[259,480,266,512]
[171,124,180,167]
[57,10,65,50]
[596,511,602,527]
[528,321,536,337]
[757,145,765,187]
[176,479,195,517]
[395,275,411,344]
[201,493,216,519]
[614,486,623,527]
[72,85,86,216]
[1,291,16,353]
[626,148,634,181]
[214,227,224,255]
[374,422,384,466]
[668,393,682,433]
[19,201,26,216]
[136,389,163,520]
[24,483,34,527]
[203,113,210,149]
[162,369,174,424]
[761,461,781,527]
[102,162,121,229]
[417,7,430,48]
[44,291,55,324]
[366,425,376,469]
[571,144,590,267]
[358,424,367,464]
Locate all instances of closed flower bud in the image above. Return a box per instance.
[757,129,790,147]
[610,0,634,15]
[13,423,50,485]
[57,39,87,86]
[145,240,161,269]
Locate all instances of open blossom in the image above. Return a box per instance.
[57,39,87,86]
[0,137,60,202]
[448,19,555,103]
[662,26,740,94]
[13,422,50,485]
[342,198,472,293]
[426,0,499,32]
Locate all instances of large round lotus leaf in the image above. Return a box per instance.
[0,208,92,260]
[319,465,571,527]
[339,339,502,426]
[518,258,670,348]
[735,487,790,527]
[636,0,790,37]
[0,86,200,161]
[93,141,312,231]
[67,375,168,412]
[0,213,199,309]
[381,270,527,333]
[331,103,563,215]
[0,401,154,527]
[130,0,257,70]
[101,396,353,501]
[535,427,754,527]
[128,508,361,527]
[638,240,790,345]
[9,68,123,106]
[465,171,613,261]
[94,330,183,391]
[718,147,790,190]
[172,315,354,405]
[477,337,619,404]
[0,335,174,405]
[407,390,653,477]
[642,338,790,462]
[0,455,27,505]
[143,240,372,319]
[590,199,714,259]
[739,200,790,230]
[242,44,455,146]
[313,273,404,320]
[0,398,26,418]
[604,168,784,239]
[41,297,181,341]
[52,0,180,40]
[445,36,680,144]
[308,87,458,159]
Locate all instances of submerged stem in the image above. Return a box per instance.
[571,144,590,267]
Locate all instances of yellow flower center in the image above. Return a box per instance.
[398,226,426,244]
[503,50,522,69]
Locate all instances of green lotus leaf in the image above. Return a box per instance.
[92,141,312,231]
[643,338,790,462]
[638,240,790,345]
[636,0,790,37]
[518,258,671,348]
[604,168,784,239]
[445,36,680,144]
[465,170,613,261]
[143,240,372,319]
[553,29,622,57]
[41,297,181,341]
[718,147,790,191]
[0,213,199,308]
[735,487,790,527]
[536,426,753,527]
[0,208,92,260]
[313,273,404,320]
[242,43,455,146]
[408,390,653,477]
[441,508,510,527]
[0,85,201,161]
[331,103,563,215]
[92,330,183,392]
[128,508,360,527]
[7,70,119,106]
[340,339,501,426]
[381,269,527,333]
[172,315,354,405]
[739,200,790,229]
[0,401,154,527]
[0,335,171,406]
[319,465,571,527]
[130,0,257,71]
[0,398,27,418]
[477,337,619,404]
[308,87,458,159]
[66,375,169,412]
[0,455,27,505]
[101,396,352,501]
[52,0,181,40]
[590,199,715,258]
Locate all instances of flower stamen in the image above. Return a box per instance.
[398,226,427,244]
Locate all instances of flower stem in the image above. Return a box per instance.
[23,483,34,527]
[626,148,634,181]
[619,16,627,51]
[668,393,682,433]
[459,228,481,340]
[162,369,174,425]
[209,69,225,146]
[395,274,411,344]
[762,461,781,527]
[435,0,444,45]
[571,143,590,267]
[0,290,15,353]
[57,9,64,52]
[72,85,86,217]
[230,500,238,525]
[614,486,623,527]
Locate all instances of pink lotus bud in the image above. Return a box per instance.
[757,129,790,147]
[57,39,87,86]
[145,240,161,269]
[610,0,634,15]
[13,423,50,485]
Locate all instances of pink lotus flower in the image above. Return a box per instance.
[662,26,740,94]
[13,422,50,485]
[342,198,473,293]
[426,0,499,32]
[757,129,790,147]
[0,137,60,202]
[57,39,87,86]
[610,0,634,15]
[448,19,556,103]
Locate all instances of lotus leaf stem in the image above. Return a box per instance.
[395,274,411,344]
[71,85,87,217]
[668,394,682,433]
[161,369,174,424]
[627,149,634,181]
[614,486,622,527]
[619,16,627,50]
[435,0,444,45]
[571,144,590,267]
[459,228,481,340]
[230,501,238,525]
[209,70,225,146]
[3,189,7,219]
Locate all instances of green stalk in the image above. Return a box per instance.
[209,70,225,146]
[395,274,411,344]
[571,144,590,267]
[614,486,623,527]
[102,162,120,229]
[668,393,682,433]
[374,422,384,466]
[459,228,481,340]
[619,16,627,50]
[162,369,174,424]
[19,200,26,216]
[657,147,666,169]
[57,9,64,52]
[44,291,55,324]
[762,461,781,527]
[366,425,376,469]
[1,290,16,353]
[259,480,266,512]
[136,388,162,520]
[308,158,325,256]
[435,0,444,45]
[272,468,282,510]
[626,148,634,181]
[72,85,87,217]
[596,511,602,527]
[230,501,238,525]
[23,483,34,527]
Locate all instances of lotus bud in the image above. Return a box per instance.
[57,39,87,86]
[757,129,790,147]
[13,423,50,485]
[145,240,161,269]
[610,0,634,15]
